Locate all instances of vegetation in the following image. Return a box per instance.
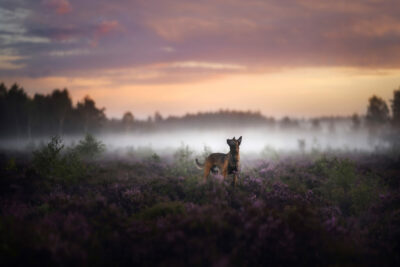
[391,87,400,127]
[1,83,400,265]
[0,83,105,138]
[75,134,106,159]
[366,95,390,128]
[1,137,400,266]
[2,83,400,139]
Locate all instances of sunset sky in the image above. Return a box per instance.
[1,0,400,119]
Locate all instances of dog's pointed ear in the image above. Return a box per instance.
[238,136,242,145]
[227,139,234,146]
[233,137,236,140]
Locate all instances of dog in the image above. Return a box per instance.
[195,136,242,185]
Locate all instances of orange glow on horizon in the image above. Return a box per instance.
[3,67,400,119]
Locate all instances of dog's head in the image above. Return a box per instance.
[227,136,242,151]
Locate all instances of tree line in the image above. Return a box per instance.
[366,92,400,128]
[1,82,400,139]
[0,83,105,138]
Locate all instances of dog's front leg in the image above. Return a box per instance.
[232,170,239,187]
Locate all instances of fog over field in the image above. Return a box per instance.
[1,83,395,155]
[99,126,375,153]
[0,122,386,155]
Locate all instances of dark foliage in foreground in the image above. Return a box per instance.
[1,142,400,266]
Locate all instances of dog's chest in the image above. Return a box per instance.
[228,153,239,173]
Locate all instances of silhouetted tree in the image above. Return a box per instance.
[122,111,134,131]
[391,87,400,128]
[280,116,299,129]
[32,93,52,135]
[0,83,7,136]
[25,98,35,140]
[154,111,163,123]
[0,86,107,136]
[366,95,389,128]
[51,89,73,135]
[0,83,6,96]
[76,96,106,133]
[6,83,29,138]
[7,82,398,138]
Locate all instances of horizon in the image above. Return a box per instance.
[1,0,400,118]
[0,79,398,120]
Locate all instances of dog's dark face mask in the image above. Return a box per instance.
[227,136,242,151]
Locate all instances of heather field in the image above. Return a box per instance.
[1,136,400,266]
[3,0,400,265]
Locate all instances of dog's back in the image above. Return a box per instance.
[207,153,228,165]
[195,153,226,168]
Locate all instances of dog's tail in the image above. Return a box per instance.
[195,158,205,169]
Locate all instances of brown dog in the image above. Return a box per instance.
[195,136,242,185]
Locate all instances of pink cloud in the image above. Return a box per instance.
[90,20,122,47]
[42,0,72,15]
[95,20,121,36]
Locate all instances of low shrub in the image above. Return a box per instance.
[32,136,87,184]
[314,157,382,216]
[75,134,105,159]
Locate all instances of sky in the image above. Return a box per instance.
[0,0,400,119]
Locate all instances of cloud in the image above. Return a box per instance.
[42,0,72,15]
[95,20,120,35]
[0,55,26,70]
[91,20,122,47]
[49,48,91,57]
[146,16,258,42]
[1,0,400,81]
[28,25,81,42]
[171,61,245,70]
[27,20,122,45]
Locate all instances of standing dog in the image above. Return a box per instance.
[195,136,242,185]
